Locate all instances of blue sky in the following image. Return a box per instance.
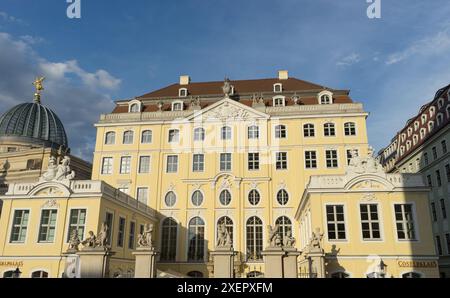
[1,0,450,160]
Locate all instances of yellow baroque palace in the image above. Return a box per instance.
[0,71,439,278]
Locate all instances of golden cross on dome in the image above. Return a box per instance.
[32,76,45,103]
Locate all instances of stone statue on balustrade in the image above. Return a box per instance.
[41,156,75,182]
[268,225,282,248]
[137,223,154,248]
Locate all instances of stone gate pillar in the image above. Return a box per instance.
[262,247,285,278]
[77,248,115,278]
[133,247,158,278]
[211,246,236,278]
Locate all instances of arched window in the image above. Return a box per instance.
[428,121,434,132]
[130,103,140,113]
[331,272,350,278]
[221,126,232,140]
[248,190,261,206]
[413,135,418,145]
[179,88,188,97]
[164,191,177,207]
[437,113,444,126]
[344,122,356,136]
[31,270,49,278]
[430,106,436,117]
[407,127,412,137]
[247,271,264,278]
[191,190,204,207]
[320,95,332,105]
[275,216,292,244]
[401,133,406,142]
[217,216,233,245]
[446,105,450,118]
[438,98,444,109]
[194,127,205,141]
[160,218,177,261]
[105,132,116,145]
[188,217,205,261]
[141,130,152,144]
[219,190,232,206]
[304,124,315,137]
[406,141,411,150]
[414,121,419,131]
[324,123,336,136]
[421,114,427,124]
[277,189,289,205]
[123,131,134,144]
[420,128,426,139]
[246,216,263,261]
[275,125,287,139]
[273,83,283,93]
[402,272,422,278]
[3,270,16,278]
[187,271,204,278]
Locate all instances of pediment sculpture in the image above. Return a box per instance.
[41,156,76,182]
[205,102,251,122]
[347,147,385,175]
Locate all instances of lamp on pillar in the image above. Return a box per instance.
[12,267,22,278]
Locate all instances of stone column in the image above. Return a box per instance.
[133,247,158,278]
[307,250,326,278]
[283,247,301,278]
[262,247,285,278]
[210,246,236,278]
[77,248,114,278]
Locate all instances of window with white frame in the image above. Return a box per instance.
[276,152,287,170]
[193,154,205,172]
[194,128,205,142]
[273,96,285,106]
[320,94,332,105]
[430,106,436,117]
[273,83,282,93]
[414,121,419,131]
[275,125,287,138]
[246,216,263,261]
[413,135,418,146]
[129,103,140,113]
[221,126,232,140]
[326,205,346,240]
[166,155,178,173]
[324,123,336,137]
[344,122,356,136]
[248,189,260,206]
[305,151,317,169]
[101,157,113,174]
[168,129,180,143]
[165,191,177,207]
[277,189,289,205]
[172,101,183,111]
[394,204,416,240]
[120,156,131,174]
[67,209,86,242]
[136,187,149,205]
[304,124,315,137]
[10,210,30,243]
[360,204,381,240]
[123,131,134,144]
[105,132,116,145]
[248,125,259,139]
[407,127,412,137]
[219,190,232,206]
[141,130,152,144]
[179,88,188,97]
[326,150,338,168]
[139,156,151,173]
[248,153,260,170]
[160,217,177,261]
[191,190,204,207]
[421,114,427,124]
[38,209,58,243]
[220,153,232,171]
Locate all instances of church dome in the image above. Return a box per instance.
[0,101,69,149]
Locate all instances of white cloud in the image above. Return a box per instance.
[336,53,361,67]
[20,35,44,45]
[0,11,24,24]
[386,29,450,65]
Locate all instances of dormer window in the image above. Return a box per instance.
[438,98,444,109]
[414,121,419,131]
[428,121,434,132]
[318,91,333,105]
[413,135,418,146]
[273,96,286,107]
[172,101,184,111]
[437,113,444,125]
[179,88,188,97]
[407,127,412,137]
[420,128,426,139]
[429,106,436,118]
[401,133,406,142]
[421,114,427,124]
[230,86,235,95]
[128,100,142,113]
[273,83,283,93]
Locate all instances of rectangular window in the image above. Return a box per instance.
[136,187,148,205]
[360,204,381,240]
[436,170,442,187]
[326,150,338,168]
[276,152,287,170]
[424,153,429,165]
[193,154,205,172]
[431,202,438,222]
[10,210,30,243]
[38,209,58,243]
[101,157,113,175]
[128,222,136,249]
[305,151,317,169]
[105,212,114,245]
[436,236,443,256]
[168,129,179,143]
[220,153,232,171]
[248,126,259,139]
[432,147,438,160]
[166,155,178,173]
[117,217,126,247]
[248,153,260,170]
[442,140,448,154]
[427,175,432,187]
[120,156,131,174]
[446,234,450,255]
[304,124,315,137]
[446,164,450,182]
[394,204,416,240]
[275,126,287,139]
[67,209,87,242]
[440,199,447,220]
[138,156,151,173]
[326,205,346,240]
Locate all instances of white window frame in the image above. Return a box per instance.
[172,100,184,111]
[120,156,132,174]
[318,90,334,105]
[179,88,188,97]
[128,100,142,113]
[272,96,286,107]
[168,129,180,143]
[220,153,232,172]
[273,83,283,93]
[324,203,348,242]
[192,154,205,172]
[166,155,179,173]
[101,157,113,175]
[138,156,151,174]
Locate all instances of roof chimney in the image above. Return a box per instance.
[179,75,190,85]
[278,70,289,80]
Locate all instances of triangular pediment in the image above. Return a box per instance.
[186,97,269,122]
